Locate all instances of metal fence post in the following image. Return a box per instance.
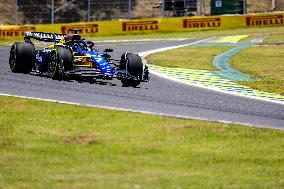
[162,0,165,17]
[14,0,17,24]
[243,0,247,14]
[51,0,54,24]
[88,0,91,22]
[197,0,205,16]
[272,0,276,11]
[128,0,131,18]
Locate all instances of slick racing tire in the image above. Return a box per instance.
[48,46,73,80]
[9,42,35,73]
[56,46,73,71]
[121,53,143,87]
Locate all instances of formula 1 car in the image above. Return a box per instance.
[9,32,149,87]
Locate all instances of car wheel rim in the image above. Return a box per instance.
[58,60,65,78]
[9,45,16,70]
[48,52,57,77]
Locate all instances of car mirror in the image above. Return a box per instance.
[86,41,94,49]
[104,49,113,53]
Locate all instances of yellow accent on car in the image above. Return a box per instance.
[47,44,55,49]
[73,55,93,68]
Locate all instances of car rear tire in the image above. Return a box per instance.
[9,42,35,73]
[121,53,143,87]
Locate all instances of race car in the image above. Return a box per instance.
[9,31,149,87]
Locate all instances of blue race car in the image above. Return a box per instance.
[9,32,149,87]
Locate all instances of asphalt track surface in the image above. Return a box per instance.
[0,39,283,129]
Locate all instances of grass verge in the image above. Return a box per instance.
[264,33,284,43]
[231,46,284,95]
[146,46,231,70]
[0,96,283,189]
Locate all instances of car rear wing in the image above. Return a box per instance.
[24,32,67,43]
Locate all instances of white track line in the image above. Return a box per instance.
[93,38,188,43]
[138,37,216,57]
[0,92,274,129]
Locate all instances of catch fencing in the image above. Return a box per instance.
[1,0,284,25]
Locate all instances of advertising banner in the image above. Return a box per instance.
[1,13,283,39]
